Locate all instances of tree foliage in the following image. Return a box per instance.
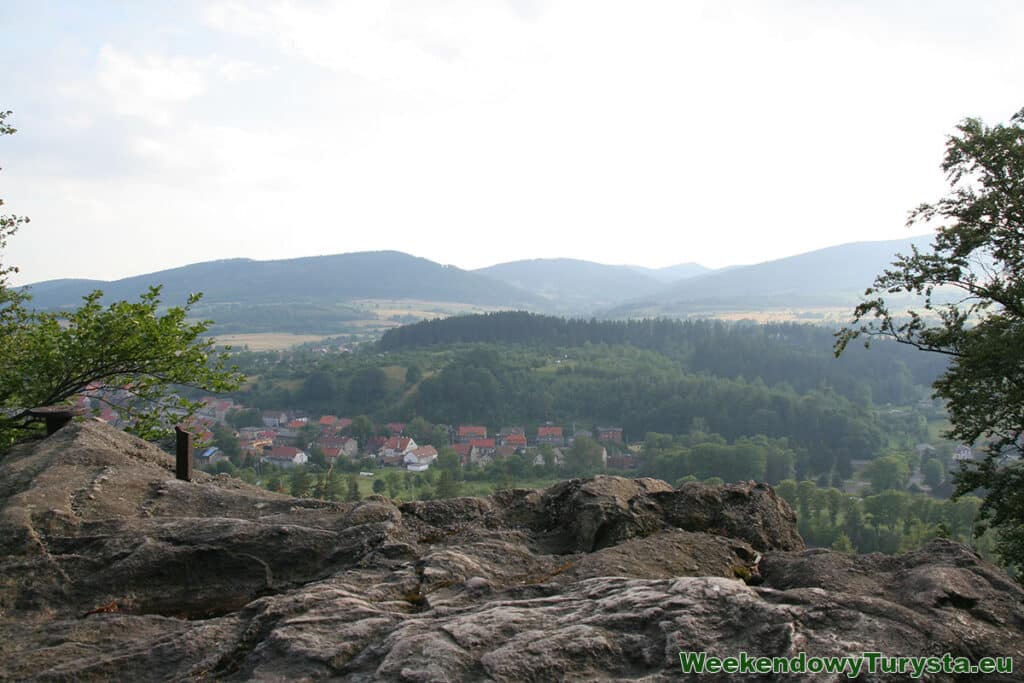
[1,288,242,445]
[863,454,910,494]
[836,106,1024,570]
[0,111,30,344]
[0,111,242,449]
[565,435,604,476]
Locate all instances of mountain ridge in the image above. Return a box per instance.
[20,236,937,329]
[605,235,935,317]
[22,250,546,311]
[473,258,667,312]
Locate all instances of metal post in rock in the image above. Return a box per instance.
[175,426,193,481]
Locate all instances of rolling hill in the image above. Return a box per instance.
[20,251,550,333]
[474,258,673,312]
[605,235,935,318]
[625,262,712,282]
[19,237,939,332]
[22,251,546,310]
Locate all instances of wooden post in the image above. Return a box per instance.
[175,426,193,482]
[28,406,87,435]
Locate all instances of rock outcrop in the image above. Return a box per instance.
[1,421,1021,681]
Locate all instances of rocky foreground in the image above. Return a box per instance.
[1,421,1021,681]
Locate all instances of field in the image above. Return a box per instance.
[211,333,332,351]
[347,299,504,320]
[704,307,852,324]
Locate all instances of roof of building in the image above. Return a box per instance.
[268,446,304,459]
[538,426,563,437]
[382,436,414,452]
[320,436,356,448]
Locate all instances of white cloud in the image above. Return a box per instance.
[94,45,268,126]
[201,0,546,99]
[96,45,208,125]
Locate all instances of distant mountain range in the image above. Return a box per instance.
[473,258,708,312]
[20,236,933,332]
[624,262,713,282]
[604,236,934,318]
[22,251,546,311]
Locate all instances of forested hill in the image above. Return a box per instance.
[22,251,546,311]
[626,262,712,282]
[606,235,935,316]
[380,311,698,351]
[378,311,948,406]
[473,258,674,312]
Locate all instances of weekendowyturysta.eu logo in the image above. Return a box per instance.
[679,651,1013,678]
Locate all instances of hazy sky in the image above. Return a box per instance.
[2,1,1023,285]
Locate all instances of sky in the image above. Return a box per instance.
[2,1,1023,285]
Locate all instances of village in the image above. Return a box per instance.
[175,396,634,474]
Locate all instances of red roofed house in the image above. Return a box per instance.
[319,415,340,434]
[322,447,342,461]
[262,446,308,468]
[386,422,406,436]
[336,417,353,431]
[457,425,487,443]
[469,438,496,465]
[404,445,438,471]
[501,433,528,448]
[379,436,418,458]
[319,436,358,459]
[536,426,564,447]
